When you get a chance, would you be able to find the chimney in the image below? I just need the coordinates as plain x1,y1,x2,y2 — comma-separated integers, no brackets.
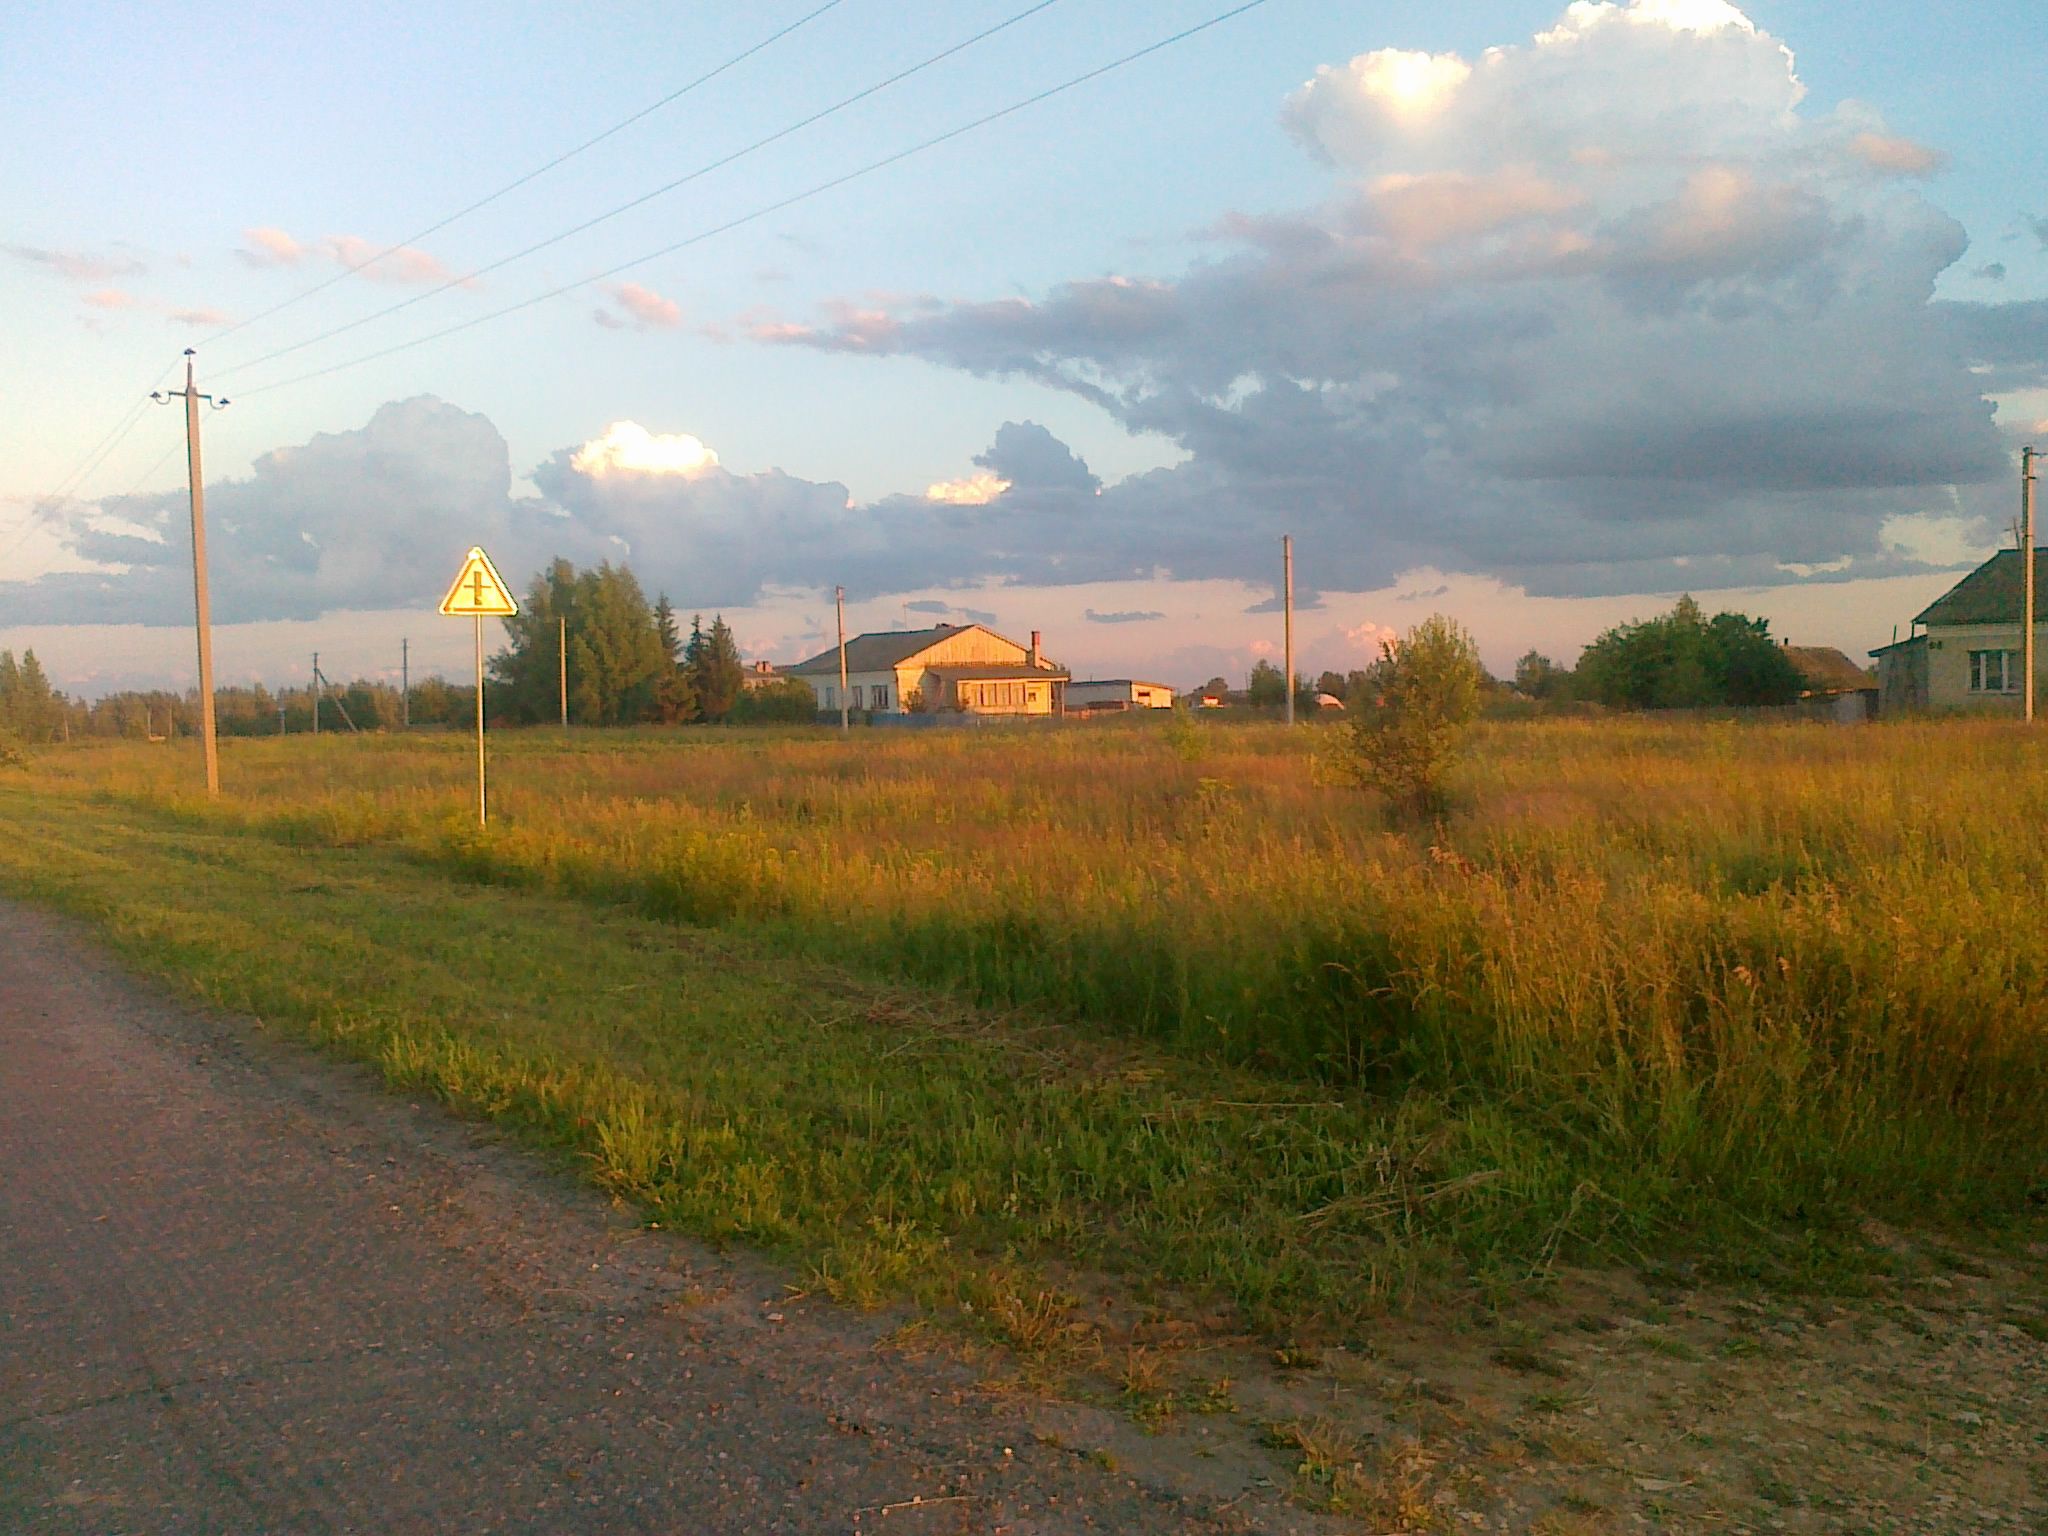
1030,630,1043,668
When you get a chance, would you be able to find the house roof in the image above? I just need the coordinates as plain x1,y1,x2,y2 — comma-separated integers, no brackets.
926,664,1070,682
786,625,968,675
1782,645,1874,694
1069,678,1174,691
1915,550,2048,627
786,622,1055,676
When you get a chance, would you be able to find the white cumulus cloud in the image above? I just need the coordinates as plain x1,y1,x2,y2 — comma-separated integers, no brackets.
569,422,720,479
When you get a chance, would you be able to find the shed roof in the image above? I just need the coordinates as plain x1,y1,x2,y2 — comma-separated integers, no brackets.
1915,550,2048,627
1782,645,1874,694
1069,678,1174,691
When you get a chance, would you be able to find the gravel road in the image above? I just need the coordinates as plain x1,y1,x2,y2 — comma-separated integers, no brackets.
0,903,1283,1535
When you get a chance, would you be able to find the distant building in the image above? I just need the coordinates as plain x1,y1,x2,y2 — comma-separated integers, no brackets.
1313,692,1345,711
1783,646,1874,696
739,660,784,692
1872,550,2045,714
786,623,1068,716
1067,679,1174,711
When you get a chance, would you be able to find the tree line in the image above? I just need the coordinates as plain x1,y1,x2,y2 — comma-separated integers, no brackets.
1207,596,1806,715
490,558,814,725
1513,596,1806,709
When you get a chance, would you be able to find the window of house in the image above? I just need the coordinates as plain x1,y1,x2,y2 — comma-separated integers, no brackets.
852,685,866,709
873,685,890,711
1969,650,2016,693
823,685,836,709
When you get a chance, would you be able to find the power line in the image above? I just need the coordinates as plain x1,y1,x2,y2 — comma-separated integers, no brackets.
200,0,849,352
235,0,1275,402
215,0,1068,382
0,356,182,565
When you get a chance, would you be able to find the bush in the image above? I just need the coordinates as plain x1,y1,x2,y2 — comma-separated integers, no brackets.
1341,615,1483,817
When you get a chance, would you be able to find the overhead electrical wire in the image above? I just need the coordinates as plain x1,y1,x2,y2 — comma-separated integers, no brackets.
0,355,183,565
200,0,850,352
234,0,1275,403
214,0,1068,382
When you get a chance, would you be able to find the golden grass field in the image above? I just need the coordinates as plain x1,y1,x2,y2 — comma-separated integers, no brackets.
13,714,2044,1301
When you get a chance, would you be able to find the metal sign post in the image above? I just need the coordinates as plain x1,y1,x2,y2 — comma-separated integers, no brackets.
439,546,518,826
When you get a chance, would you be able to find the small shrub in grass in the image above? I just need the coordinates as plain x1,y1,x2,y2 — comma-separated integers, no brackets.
0,730,27,769
1165,697,1204,762
1340,615,1484,818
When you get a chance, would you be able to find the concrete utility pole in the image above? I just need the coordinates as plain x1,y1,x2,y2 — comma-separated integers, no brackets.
835,585,849,734
2026,446,2039,723
311,653,320,737
152,350,225,796
401,638,410,728
559,615,568,729
1282,534,1296,726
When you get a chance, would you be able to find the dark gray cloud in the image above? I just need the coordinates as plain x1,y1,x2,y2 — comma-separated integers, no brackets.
2,399,568,626
1084,608,1163,624
975,421,1101,494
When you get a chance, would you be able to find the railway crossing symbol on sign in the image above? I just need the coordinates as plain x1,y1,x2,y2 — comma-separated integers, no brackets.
439,546,518,617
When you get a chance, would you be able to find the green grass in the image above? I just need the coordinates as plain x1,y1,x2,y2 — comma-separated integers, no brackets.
0,786,1539,1342
4,715,2045,1338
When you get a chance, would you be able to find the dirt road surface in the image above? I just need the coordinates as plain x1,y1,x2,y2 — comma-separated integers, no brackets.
0,903,1290,1535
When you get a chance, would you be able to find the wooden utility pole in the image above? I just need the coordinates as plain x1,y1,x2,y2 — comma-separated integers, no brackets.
559,615,568,729
311,652,320,737
153,350,223,795
401,638,410,728
2026,446,2038,723
835,585,849,733
1282,534,1295,726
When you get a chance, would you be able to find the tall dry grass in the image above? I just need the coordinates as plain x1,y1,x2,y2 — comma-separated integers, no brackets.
29,715,2048,1248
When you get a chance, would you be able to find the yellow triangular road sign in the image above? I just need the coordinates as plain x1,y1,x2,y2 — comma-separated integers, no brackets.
439,546,519,617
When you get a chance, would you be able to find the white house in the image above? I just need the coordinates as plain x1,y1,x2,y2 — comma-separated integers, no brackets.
1872,549,2046,713
1066,679,1175,711
786,623,1069,716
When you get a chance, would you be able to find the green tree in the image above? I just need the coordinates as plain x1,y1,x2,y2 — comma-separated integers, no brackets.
649,604,699,724
1246,659,1287,708
1576,595,1802,710
12,651,55,741
493,559,666,725
1342,615,1484,817
1314,670,1349,702
493,558,579,723
0,651,19,733
687,614,745,722
654,595,682,667
1514,650,1570,700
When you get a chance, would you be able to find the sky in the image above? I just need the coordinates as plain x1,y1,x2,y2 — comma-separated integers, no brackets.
2,0,2045,695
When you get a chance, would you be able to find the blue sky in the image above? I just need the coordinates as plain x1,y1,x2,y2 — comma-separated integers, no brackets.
3,0,2044,693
